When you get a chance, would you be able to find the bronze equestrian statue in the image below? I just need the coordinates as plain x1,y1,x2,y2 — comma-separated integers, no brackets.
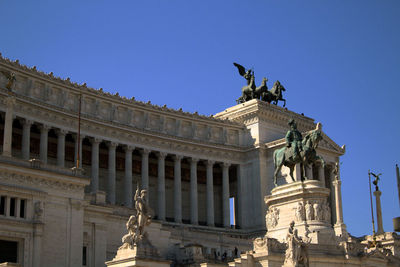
273,119,325,187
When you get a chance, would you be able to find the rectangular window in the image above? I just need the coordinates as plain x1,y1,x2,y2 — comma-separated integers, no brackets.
0,196,5,215
0,240,18,263
82,246,87,266
9,197,16,217
230,197,235,227
20,199,26,218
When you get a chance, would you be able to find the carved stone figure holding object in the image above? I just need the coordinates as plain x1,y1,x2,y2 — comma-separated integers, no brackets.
273,120,325,186
121,187,152,248
284,221,309,267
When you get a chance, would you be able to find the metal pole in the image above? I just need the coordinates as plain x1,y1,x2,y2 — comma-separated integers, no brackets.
368,170,376,246
76,93,82,168
397,164,400,209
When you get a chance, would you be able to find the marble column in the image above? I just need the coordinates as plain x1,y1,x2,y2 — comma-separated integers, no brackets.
157,152,167,221
332,179,343,224
74,135,85,168
124,146,134,208
206,160,215,226
39,125,50,164
190,158,199,225
2,96,16,157
222,162,231,228
305,164,313,180
141,149,150,202
374,190,384,235
21,119,32,160
107,142,117,205
32,223,43,267
91,138,101,193
174,155,183,223
318,164,326,187
57,129,67,167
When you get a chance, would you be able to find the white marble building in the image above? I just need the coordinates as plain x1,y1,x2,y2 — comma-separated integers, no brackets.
0,55,359,267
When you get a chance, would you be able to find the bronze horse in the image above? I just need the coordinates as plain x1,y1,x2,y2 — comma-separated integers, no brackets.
262,80,286,107
273,128,325,186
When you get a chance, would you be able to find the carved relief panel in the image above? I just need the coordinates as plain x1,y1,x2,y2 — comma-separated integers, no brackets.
99,101,112,120
32,81,45,99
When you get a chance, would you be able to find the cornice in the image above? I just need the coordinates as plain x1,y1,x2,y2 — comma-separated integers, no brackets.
0,54,241,127
215,99,315,132
0,161,89,193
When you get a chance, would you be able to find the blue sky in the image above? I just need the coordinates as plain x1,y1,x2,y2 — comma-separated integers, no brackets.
0,1,399,237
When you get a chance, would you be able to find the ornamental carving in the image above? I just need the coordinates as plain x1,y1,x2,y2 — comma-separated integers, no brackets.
266,207,280,229
0,171,83,192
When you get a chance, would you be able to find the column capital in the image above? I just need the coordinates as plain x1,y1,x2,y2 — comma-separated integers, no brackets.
373,190,382,196
91,137,102,144
189,157,199,164
73,134,86,141
332,180,341,186
221,162,231,168
108,141,118,148
57,129,68,136
125,145,134,153
141,148,151,155
206,160,215,167
158,151,168,159
23,119,33,127
173,154,183,161
39,124,51,131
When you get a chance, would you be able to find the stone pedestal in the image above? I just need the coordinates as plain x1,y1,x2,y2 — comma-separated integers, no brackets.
106,237,171,267
264,180,335,243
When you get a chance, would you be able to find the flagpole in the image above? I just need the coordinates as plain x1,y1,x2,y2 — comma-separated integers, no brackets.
76,93,82,169
368,170,376,246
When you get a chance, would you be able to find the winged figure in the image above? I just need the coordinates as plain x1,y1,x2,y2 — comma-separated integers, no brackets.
233,62,253,85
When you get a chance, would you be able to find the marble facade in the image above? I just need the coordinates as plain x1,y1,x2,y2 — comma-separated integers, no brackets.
0,55,397,267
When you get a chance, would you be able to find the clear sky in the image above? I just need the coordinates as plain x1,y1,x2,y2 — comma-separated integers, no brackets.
0,1,399,237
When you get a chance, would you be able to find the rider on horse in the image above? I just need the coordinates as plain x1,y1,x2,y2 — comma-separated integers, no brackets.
285,119,303,162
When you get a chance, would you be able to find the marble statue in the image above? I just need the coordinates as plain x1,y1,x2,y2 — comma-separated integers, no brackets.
305,201,314,221
273,120,326,186
323,201,331,223
284,221,309,267
294,202,305,222
0,70,16,91
313,202,322,221
121,188,152,248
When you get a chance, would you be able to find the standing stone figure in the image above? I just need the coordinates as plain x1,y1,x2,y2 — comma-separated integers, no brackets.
1,70,16,92
284,221,309,267
305,201,314,221
313,202,322,221
294,202,305,222
121,187,152,248
323,201,331,223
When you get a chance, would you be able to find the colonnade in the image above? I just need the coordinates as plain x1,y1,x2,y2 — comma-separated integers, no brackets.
1,111,235,228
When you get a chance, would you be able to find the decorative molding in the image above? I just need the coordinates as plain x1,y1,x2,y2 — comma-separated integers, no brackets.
0,171,84,193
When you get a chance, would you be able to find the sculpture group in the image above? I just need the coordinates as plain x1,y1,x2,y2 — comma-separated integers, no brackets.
273,119,325,186
121,187,152,248
284,221,310,267
233,63,286,106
